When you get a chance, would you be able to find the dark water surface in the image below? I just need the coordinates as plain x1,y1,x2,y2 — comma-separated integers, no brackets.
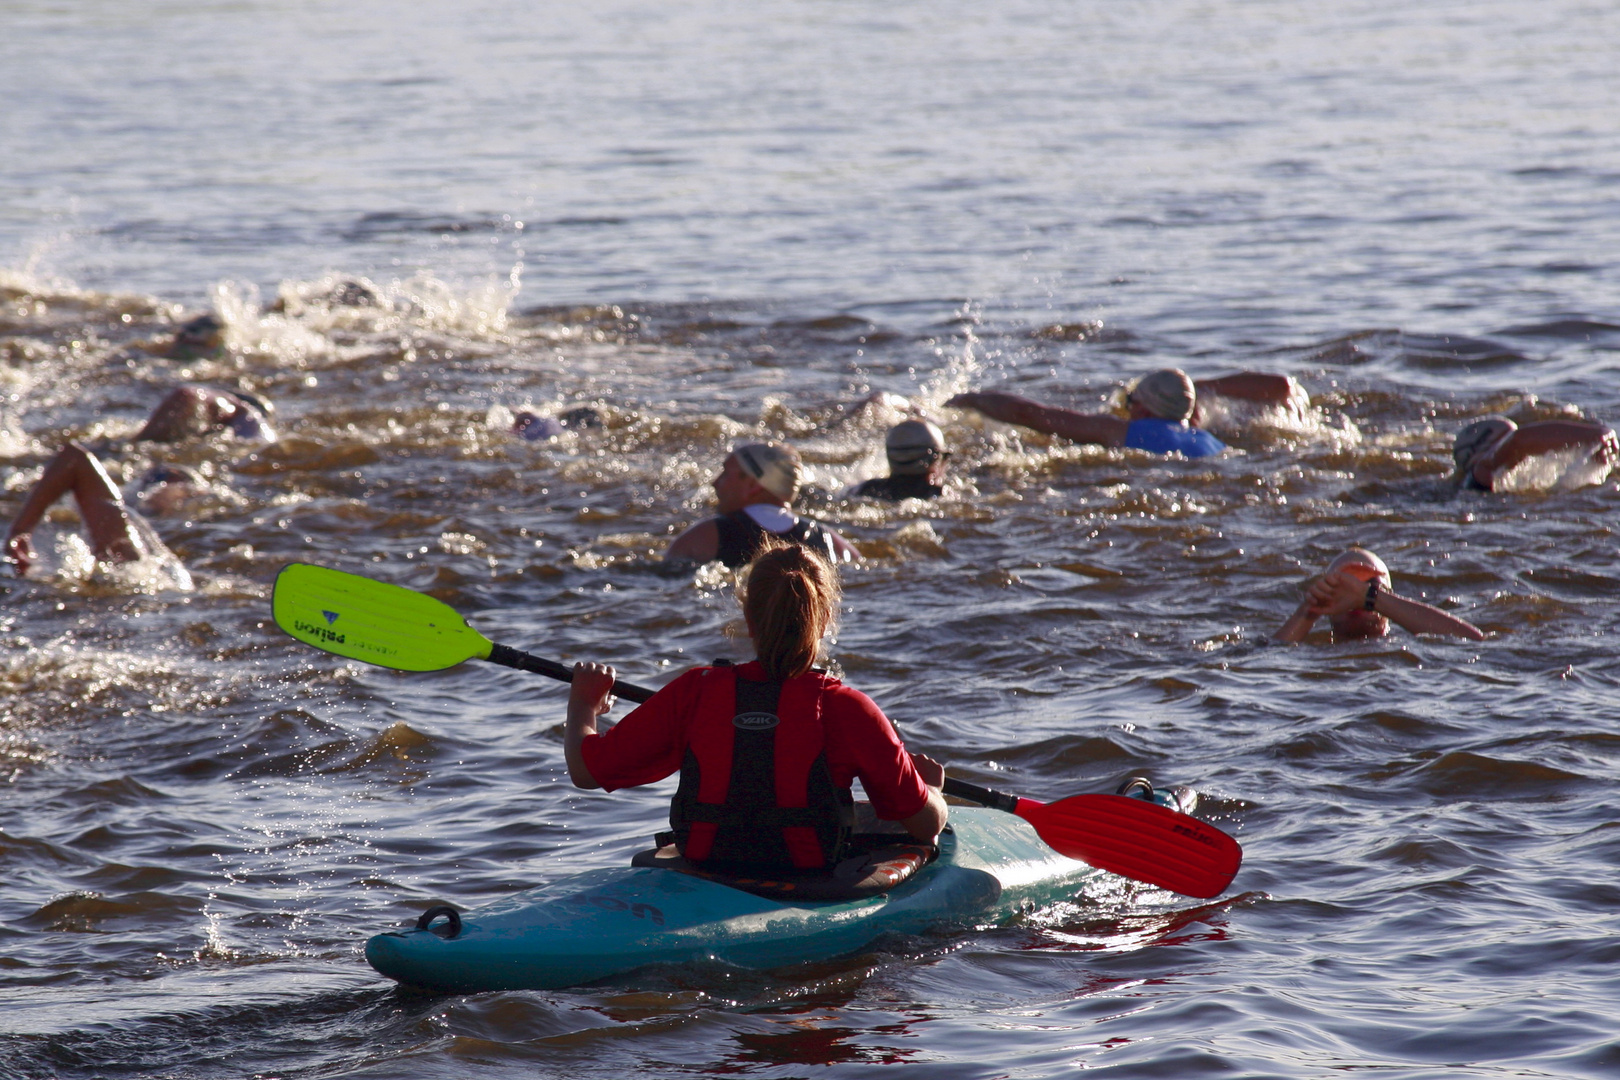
4,1,1620,1077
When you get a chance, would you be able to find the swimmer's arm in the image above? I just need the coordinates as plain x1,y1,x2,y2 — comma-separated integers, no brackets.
1193,372,1300,406
826,527,859,563
1483,421,1618,482
1371,591,1486,641
1273,569,1348,642
563,661,617,789
5,443,142,575
1273,598,1321,643
665,518,720,562
947,391,1128,446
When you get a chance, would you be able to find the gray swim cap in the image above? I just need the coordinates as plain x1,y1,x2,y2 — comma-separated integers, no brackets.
1452,416,1515,472
884,419,947,475
1130,369,1196,422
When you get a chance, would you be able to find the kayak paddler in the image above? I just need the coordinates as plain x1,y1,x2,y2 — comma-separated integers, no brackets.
1273,547,1485,643
564,542,948,870
666,441,857,568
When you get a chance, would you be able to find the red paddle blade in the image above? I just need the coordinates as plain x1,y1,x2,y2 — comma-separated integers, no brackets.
1015,793,1242,899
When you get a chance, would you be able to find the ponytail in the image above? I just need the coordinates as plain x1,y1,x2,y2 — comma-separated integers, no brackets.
740,542,840,680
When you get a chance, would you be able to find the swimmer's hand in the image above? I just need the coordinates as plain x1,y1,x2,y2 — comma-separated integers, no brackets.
1597,428,1619,466
1304,569,1366,617
4,531,35,577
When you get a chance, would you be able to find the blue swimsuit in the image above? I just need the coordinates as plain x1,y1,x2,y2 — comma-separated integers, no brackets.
1124,418,1226,458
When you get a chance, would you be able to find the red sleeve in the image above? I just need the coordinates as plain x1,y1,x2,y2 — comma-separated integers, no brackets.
820,684,930,821
579,667,704,792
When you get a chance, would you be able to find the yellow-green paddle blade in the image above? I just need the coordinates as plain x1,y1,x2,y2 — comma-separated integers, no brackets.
272,563,494,672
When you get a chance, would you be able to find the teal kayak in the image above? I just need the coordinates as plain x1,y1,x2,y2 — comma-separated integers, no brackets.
365,806,1101,992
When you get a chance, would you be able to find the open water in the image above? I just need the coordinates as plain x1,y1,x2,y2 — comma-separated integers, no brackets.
4,1,1620,1077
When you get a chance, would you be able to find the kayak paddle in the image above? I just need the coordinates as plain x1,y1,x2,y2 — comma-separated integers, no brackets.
271,561,1242,897
936,777,1239,899
271,562,657,696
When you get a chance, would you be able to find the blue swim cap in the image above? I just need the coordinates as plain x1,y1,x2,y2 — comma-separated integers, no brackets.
514,412,564,441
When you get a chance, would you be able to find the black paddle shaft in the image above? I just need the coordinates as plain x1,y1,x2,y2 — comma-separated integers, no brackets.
940,777,1020,813
486,644,657,704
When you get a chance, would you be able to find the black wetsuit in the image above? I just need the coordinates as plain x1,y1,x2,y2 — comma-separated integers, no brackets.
850,475,943,502
713,509,838,568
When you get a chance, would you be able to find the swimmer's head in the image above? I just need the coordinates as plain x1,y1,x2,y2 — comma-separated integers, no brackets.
227,391,276,441
884,419,947,476
1326,547,1391,589
1324,547,1391,639
559,406,604,430
513,410,564,441
131,464,205,514
1128,369,1196,422
731,441,803,503
1452,416,1516,476
172,313,224,353
513,406,603,441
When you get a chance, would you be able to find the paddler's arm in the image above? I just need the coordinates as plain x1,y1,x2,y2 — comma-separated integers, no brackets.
563,661,619,788
948,391,1128,447
901,752,948,844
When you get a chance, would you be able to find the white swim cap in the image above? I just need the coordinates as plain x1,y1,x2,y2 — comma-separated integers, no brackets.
884,419,947,475
732,442,802,502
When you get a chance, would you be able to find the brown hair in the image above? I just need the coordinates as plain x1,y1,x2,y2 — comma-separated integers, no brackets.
740,542,840,680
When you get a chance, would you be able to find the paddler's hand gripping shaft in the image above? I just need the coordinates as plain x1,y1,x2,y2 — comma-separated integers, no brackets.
487,644,656,704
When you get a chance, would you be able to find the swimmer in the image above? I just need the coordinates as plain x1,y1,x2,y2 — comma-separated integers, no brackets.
512,405,604,442
165,313,225,359
1273,548,1485,643
134,385,276,444
667,441,858,568
1451,415,1618,492
948,369,1303,459
5,384,267,578
850,419,950,502
3,444,196,578
565,542,947,870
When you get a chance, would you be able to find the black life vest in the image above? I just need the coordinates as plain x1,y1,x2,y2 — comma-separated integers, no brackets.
669,666,854,870
712,509,838,569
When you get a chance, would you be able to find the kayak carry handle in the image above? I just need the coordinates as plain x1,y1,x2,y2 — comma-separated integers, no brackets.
416,905,463,939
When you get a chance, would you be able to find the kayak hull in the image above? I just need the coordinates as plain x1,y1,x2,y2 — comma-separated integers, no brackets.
365,807,1100,992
